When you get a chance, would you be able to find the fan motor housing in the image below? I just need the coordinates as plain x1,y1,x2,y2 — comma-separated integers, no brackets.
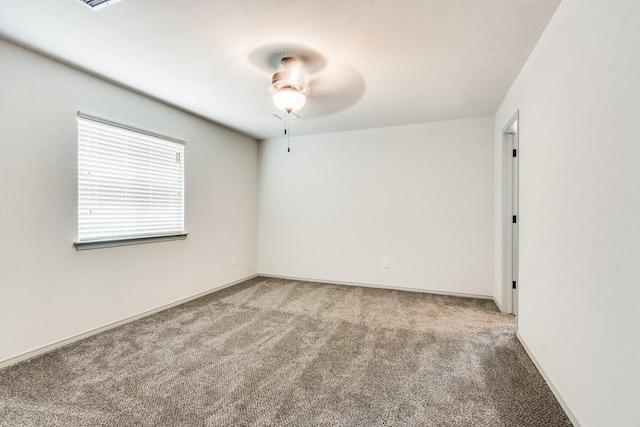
272,71,310,95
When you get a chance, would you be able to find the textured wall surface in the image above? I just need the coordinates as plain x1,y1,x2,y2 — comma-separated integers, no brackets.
260,118,494,297
493,1,640,425
0,39,259,364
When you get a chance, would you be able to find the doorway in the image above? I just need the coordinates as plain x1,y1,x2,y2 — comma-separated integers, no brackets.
503,112,519,316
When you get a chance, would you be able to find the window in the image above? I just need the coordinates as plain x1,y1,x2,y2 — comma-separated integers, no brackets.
76,113,185,249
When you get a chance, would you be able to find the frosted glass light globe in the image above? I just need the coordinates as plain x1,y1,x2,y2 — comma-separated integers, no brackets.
272,89,306,113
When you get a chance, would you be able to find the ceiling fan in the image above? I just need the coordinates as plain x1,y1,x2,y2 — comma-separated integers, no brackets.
248,43,365,119
270,57,311,114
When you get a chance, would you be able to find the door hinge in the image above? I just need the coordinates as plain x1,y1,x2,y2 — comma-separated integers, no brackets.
512,281,517,289
512,215,517,224
513,149,517,157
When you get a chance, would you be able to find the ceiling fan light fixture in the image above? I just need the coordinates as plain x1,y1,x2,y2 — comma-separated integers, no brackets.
271,56,310,114
272,88,306,114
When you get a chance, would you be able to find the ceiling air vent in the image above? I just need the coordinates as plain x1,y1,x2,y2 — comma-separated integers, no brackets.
80,0,122,9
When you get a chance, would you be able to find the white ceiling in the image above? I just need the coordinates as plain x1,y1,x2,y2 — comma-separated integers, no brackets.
0,0,560,140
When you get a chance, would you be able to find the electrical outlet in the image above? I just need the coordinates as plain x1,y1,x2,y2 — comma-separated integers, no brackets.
232,256,237,265
357,258,363,267
383,259,390,269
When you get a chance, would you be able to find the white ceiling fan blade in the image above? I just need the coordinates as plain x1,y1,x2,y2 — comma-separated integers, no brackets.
303,60,365,118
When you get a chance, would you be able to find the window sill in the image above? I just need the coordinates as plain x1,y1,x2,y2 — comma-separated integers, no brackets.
74,233,188,251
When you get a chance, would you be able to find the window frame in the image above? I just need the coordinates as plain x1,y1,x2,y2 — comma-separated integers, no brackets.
74,112,187,250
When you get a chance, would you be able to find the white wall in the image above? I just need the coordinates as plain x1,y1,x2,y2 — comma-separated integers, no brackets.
259,118,494,297
493,1,640,425
0,39,259,364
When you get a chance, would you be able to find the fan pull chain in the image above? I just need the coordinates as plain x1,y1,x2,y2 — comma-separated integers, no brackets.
285,112,291,153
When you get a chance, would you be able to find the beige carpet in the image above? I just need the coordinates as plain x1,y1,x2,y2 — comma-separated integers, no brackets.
0,277,572,426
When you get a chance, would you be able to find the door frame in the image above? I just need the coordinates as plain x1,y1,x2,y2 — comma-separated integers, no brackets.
501,111,519,317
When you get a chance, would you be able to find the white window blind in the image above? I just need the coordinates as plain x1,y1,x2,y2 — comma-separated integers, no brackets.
77,114,184,243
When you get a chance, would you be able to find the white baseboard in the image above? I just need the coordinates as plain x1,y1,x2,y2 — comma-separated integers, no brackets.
493,297,503,312
0,274,258,370
516,332,581,427
258,273,494,301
